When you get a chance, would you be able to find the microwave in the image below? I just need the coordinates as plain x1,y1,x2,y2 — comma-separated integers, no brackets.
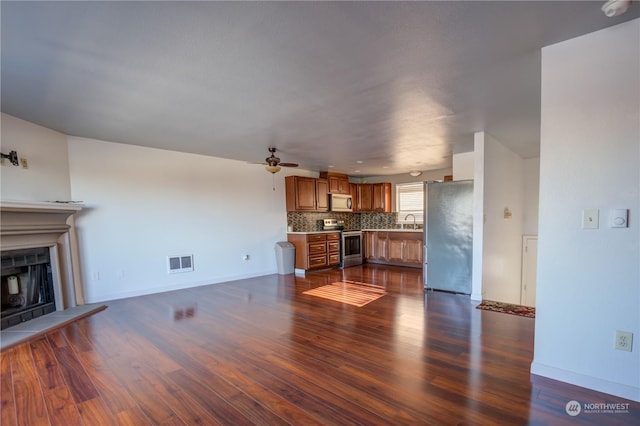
330,193,353,212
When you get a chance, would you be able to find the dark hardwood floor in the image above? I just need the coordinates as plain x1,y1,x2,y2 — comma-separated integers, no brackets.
1,264,638,425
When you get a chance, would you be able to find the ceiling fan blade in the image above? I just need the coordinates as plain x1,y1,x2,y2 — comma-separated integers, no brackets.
279,163,298,167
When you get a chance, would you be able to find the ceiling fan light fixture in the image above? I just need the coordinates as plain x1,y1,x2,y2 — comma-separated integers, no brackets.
265,165,281,174
601,0,631,17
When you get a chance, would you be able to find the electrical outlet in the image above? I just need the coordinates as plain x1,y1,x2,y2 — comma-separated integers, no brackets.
20,158,28,169
615,330,633,352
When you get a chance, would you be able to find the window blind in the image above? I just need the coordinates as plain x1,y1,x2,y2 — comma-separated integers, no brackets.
396,182,424,223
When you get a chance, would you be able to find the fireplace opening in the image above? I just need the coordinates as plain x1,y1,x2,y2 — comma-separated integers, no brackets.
1,247,56,330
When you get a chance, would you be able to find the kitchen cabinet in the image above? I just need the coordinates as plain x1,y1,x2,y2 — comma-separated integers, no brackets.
316,179,329,211
320,172,350,195
350,183,358,209
285,176,329,212
372,183,392,212
363,231,423,268
287,232,340,271
353,183,391,212
357,184,373,211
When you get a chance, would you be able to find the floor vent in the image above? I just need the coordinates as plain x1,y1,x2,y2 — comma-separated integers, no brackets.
167,255,194,274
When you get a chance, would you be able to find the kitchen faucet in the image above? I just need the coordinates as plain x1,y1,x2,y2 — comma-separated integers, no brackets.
404,213,417,230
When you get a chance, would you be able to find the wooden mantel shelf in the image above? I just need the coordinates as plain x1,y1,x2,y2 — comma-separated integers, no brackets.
0,200,84,214
0,200,84,238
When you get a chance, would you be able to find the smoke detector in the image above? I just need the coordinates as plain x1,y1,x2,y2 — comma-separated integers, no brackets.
602,0,631,17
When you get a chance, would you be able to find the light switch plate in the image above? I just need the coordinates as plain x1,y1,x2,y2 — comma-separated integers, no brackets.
582,209,599,229
610,209,628,228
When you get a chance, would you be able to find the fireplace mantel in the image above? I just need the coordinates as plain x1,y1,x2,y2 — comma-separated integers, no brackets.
1,200,85,308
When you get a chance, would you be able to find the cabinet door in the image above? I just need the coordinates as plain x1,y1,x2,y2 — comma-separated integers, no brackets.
364,232,377,260
403,238,423,265
350,183,358,211
328,177,349,194
316,179,329,211
373,183,391,212
286,176,316,211
357,184,373,212
375,232,388,261
388,238,404,262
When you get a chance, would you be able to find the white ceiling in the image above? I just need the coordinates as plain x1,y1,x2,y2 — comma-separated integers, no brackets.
2,1,638,176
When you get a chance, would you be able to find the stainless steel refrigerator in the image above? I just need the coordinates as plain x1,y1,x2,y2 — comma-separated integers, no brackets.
423,180,474,294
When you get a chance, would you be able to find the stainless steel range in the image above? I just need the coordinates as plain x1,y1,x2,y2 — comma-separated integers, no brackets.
322,219,363,268
341,230,363,267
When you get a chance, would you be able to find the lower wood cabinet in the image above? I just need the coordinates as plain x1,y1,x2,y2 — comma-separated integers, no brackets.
364,231,423,268
287,232,340,271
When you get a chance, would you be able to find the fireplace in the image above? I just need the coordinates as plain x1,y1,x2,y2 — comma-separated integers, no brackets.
1,247,57,329
0,201,84,330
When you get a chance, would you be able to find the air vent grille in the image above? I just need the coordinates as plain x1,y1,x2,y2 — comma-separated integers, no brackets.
167,255,194,274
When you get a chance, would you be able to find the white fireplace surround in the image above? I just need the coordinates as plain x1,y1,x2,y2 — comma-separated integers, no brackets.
1,200,85,311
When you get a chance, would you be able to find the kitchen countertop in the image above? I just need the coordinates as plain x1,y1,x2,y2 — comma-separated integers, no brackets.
287,229,424,234
286,230,342,235
362,229,424,233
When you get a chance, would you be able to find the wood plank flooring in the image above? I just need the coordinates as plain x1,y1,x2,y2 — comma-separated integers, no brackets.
1,264,638,425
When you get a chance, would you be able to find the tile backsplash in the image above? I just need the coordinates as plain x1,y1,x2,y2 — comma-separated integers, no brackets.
287,212,411,232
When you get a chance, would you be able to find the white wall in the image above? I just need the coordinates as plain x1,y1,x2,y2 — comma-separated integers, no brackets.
532,19,639,402
0,113,71,201
522,157,540,236
471,133,485,301
480,133,525,304
68,137,303,303
453,151,474,181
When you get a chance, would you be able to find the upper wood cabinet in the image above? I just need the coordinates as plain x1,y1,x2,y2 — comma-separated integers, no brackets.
372,183,391,212
316,179,329,211
354,182,390,212
285,176,329,212
357,184,373,212
320,172,350,194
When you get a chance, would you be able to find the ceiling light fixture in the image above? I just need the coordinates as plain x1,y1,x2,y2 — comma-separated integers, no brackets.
601,0,631,17
409,170,423,177
265,165,281,174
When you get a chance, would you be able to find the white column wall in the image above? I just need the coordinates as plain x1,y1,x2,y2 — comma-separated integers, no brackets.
532,19,639,402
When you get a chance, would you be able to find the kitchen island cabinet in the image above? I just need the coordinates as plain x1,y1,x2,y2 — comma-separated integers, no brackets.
363,230,423,268
287,232,340,273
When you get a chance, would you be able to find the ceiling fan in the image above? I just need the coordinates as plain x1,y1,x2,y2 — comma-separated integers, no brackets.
261,147,298,174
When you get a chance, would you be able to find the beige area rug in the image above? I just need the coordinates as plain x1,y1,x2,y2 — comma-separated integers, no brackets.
303,280,387,307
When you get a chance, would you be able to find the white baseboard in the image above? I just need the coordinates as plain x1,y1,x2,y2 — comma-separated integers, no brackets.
531,361,640,402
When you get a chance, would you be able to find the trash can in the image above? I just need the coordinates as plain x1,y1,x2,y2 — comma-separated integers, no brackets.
275,241,295,275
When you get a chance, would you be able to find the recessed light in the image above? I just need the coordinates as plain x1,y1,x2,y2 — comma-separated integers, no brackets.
356,160,363,164
382,166,389,169
354,170,361,173
328,165,334,168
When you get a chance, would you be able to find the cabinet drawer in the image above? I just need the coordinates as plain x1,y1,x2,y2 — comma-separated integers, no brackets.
326,232,340,241
307,234,327,242
308,242,327,254
328,253,341,265
308,255,328,268
327,241,340,253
